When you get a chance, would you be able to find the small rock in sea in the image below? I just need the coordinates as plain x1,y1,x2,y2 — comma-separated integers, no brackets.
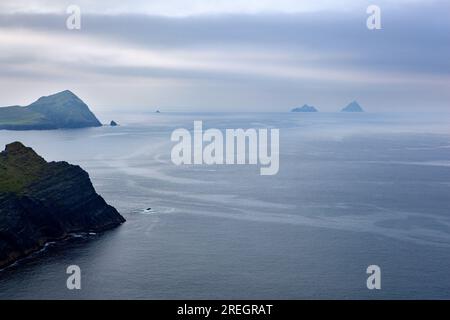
110,120,118,126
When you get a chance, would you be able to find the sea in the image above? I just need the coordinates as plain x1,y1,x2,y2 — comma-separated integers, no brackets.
0,112,449,299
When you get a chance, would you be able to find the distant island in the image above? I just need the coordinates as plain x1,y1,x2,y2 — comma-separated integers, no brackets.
0,142,125,269
291,104,318,112
110,120,119,126
341,101,364,112
289,101,365,112
0,90,102,130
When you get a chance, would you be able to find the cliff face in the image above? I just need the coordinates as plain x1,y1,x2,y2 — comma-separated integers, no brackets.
0,90,102,130
0,142,125,268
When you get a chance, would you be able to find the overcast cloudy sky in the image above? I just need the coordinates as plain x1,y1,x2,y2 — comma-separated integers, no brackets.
0,0,449,112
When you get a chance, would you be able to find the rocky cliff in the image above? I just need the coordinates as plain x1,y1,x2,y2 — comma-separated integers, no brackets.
0,142,125,268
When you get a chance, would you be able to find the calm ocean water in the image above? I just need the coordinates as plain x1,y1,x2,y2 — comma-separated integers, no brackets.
0,112,449,299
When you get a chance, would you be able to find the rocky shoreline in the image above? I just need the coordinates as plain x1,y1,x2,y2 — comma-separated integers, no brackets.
0,142,125,269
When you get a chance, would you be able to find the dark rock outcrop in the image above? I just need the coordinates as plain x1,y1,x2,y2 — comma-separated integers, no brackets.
291,104,318,112
110,120,118,126
0,90,102,130
0,142,125,268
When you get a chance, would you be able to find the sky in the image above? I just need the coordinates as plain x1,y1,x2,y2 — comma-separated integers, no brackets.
0,0,449,112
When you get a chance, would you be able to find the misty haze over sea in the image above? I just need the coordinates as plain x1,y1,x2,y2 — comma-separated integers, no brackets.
0,111,449,299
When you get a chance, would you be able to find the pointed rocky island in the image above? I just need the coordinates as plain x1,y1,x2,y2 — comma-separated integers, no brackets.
0,142,125,269
291,104,318,112
0,90,102,130
341,101,364,112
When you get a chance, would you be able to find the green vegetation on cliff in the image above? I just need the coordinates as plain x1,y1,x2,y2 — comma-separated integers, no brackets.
0,90,102,130
0,142,125,268
0,142,47,193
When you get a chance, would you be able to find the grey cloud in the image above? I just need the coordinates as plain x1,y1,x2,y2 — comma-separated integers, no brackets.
0,0,449,111
1,1,449,76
